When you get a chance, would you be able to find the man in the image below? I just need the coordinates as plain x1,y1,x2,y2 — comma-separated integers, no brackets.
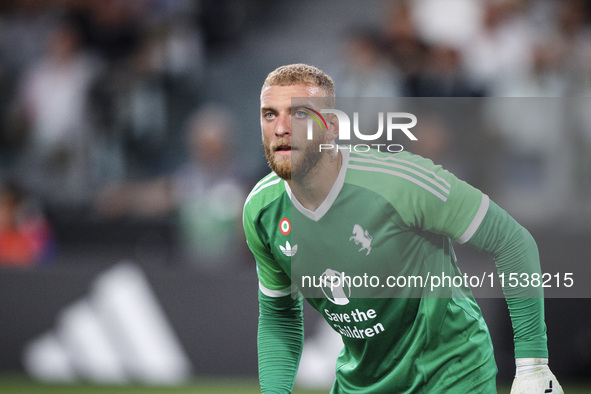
243,63,562,393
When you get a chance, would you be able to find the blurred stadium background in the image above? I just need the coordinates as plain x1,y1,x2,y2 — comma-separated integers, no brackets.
0,0,590,392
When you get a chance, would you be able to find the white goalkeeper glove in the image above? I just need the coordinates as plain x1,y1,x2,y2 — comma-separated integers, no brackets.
510,358,563,394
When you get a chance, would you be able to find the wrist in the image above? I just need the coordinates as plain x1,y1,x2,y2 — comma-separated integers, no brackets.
515,357,549,377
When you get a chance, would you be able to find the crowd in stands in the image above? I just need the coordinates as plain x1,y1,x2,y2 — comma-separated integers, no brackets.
335,0,591,98
1,0,590,267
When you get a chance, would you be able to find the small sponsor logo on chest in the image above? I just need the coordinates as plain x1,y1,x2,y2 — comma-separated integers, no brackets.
280,241,297,256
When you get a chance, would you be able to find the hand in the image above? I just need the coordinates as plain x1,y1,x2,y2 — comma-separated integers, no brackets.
510,358,563,394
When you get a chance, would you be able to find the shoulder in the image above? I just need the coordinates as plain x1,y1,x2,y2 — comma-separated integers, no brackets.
345,149,452,203
243,172,286,218
348,149,441,171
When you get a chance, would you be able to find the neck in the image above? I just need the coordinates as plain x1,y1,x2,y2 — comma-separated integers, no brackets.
287,149,342,211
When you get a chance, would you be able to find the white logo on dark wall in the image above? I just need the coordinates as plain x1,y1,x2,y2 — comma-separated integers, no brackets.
21,263,191,384
349,224,372,256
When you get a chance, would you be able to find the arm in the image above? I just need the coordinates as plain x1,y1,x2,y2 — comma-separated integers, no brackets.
242,185,303,393
382,153,548,354
258,290,304,393
465,200,563,393
465,200,546,357
383,152,562,391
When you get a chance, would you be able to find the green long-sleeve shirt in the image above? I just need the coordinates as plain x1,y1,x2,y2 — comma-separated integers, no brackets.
245,149,547,393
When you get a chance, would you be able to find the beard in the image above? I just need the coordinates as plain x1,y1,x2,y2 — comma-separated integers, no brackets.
263,134,325,181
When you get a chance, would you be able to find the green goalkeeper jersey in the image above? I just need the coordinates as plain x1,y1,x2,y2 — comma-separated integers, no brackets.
243,149,547,393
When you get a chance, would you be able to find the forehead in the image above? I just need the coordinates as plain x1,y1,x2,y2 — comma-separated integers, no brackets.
260,84,324,108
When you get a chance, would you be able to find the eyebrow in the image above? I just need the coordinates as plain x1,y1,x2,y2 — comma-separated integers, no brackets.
260,106,277,113
261,106,297,113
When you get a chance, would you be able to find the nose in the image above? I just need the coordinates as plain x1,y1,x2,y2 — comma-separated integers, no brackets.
275,113,291,137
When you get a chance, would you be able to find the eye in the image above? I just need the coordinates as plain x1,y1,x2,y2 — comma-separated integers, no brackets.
293,110,307,119
264,112,276,120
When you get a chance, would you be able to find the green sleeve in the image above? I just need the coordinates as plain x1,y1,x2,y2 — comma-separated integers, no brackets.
258,290,304,393
243,194,292,292
466,200,548,358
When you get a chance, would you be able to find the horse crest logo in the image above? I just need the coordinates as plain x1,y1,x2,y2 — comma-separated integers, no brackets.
349,224,372,256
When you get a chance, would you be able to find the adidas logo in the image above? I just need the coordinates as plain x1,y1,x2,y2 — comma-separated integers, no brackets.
22,262,191,384
280,241,298,257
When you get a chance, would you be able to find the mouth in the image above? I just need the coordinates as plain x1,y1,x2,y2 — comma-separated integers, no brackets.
274,144,295,155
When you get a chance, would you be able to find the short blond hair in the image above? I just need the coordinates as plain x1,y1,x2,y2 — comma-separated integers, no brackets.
262,63,335,105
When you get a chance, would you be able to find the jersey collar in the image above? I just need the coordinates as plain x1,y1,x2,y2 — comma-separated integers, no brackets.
285,148,350,222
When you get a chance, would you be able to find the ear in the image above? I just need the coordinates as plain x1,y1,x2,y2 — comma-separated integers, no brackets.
325,113,340,142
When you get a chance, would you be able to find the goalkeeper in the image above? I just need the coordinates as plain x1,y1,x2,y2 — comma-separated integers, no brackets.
243,63,563,393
